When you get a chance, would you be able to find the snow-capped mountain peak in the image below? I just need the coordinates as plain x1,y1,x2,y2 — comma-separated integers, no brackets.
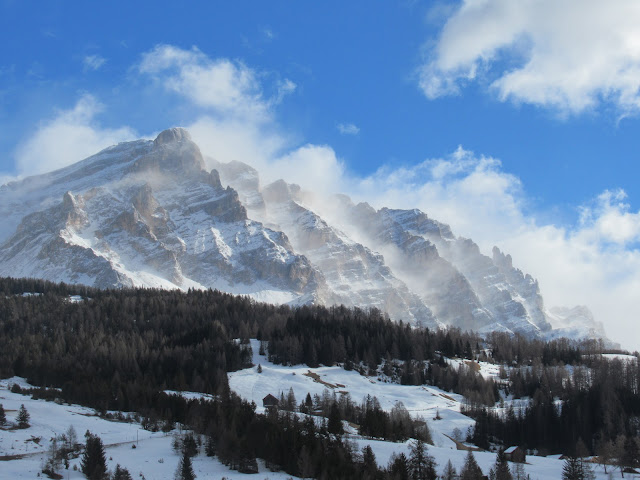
0,129,610,343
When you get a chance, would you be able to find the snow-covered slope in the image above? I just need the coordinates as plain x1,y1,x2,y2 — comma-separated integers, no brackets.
0,128,322,304
213,157,607,342
1,373,614,480
0,128,609,342
0,377,298,479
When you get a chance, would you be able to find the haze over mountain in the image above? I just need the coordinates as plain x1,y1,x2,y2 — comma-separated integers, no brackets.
0,128,608,343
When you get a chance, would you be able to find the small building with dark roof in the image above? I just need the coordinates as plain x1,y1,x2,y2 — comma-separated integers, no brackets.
504,446,526,463
262,394,279,409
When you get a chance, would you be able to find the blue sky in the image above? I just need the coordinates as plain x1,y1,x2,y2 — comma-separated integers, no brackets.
2,1,640,348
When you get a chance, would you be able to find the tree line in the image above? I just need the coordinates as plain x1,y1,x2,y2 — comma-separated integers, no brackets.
1,276,639,469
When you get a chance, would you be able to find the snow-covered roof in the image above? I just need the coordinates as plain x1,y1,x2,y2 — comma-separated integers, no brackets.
504,446,519,454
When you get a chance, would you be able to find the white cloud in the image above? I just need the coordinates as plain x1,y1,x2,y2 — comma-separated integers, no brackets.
337,123,360,135
139,44,295,122
14,94,136,176
420,0,640,114
262,26,275,41
83,54,106,72
188,115,288,169
138,44,302,184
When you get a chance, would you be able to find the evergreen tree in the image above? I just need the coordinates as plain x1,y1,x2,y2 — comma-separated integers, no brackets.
113,465,133,480
362,445,378,479
175,449,196,480
408,438,437,480
492,448,513,480
286,387,297,412
17,404,30,428
204,434,217,457
327,403,344,435
562,456,584,480
0,403,6,425
182,433,198,457
460,450,484,480
81,432,107,480
297,445,315,479
388,453,410,480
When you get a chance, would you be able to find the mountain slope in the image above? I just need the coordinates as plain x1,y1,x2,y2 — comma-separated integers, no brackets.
0,128,609,341
0,128,322,303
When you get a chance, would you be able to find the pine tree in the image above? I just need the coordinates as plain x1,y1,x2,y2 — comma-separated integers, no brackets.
182,433,198,457
112,464,133,480
205,434,217,457
17,404,30,428
0,403,6,426
493,448,513,480
327,403,344,435
81,433,107,480
362,445,378,478
408,439,437,480
562,456,583,480
298,445,315,479
388,453,410,480
175,449,196,480
460,450,484,480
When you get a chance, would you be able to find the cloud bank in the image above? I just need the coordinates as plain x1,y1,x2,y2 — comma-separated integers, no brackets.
14,94,136,177
419,0,640,114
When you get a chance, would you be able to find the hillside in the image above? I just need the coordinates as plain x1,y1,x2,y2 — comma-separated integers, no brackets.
0,279,638,478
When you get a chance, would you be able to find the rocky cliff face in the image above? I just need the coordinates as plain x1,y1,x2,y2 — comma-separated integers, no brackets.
0,128,322,302
0,128,609,342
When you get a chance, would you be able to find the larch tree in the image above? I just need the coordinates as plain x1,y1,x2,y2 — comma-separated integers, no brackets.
442,459,458,480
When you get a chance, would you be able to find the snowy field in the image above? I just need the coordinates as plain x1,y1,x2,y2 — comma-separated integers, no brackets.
228,341,626,479
0,377,299,479
229,340,474,449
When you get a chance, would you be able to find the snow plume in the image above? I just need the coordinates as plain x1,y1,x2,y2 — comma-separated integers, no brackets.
419,0,640,115
13,94,136,177
337,149,640,350
137,44,300,175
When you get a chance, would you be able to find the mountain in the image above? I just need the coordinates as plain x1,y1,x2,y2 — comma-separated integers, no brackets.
0,128,608,342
